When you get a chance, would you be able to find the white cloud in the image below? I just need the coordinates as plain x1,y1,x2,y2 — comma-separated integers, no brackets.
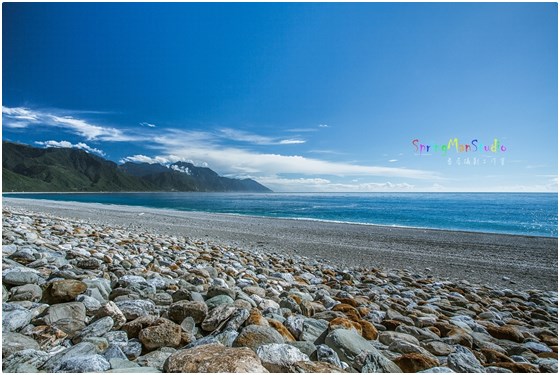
278,139,306,145
219,128,305,145
34,140,105,156
170,164,192,175
140,131,439,180
3,106,138,142
318,124,329,128
250,175,415,192
119,154,175,164
388,159,398,163
140,122,156,128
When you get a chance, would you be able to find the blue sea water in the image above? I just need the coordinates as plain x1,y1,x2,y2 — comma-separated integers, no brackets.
4,192,558,238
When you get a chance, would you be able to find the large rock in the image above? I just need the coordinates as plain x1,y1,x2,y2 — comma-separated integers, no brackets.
53,354,110,372
201,304,237,332
139,318,182,350
43,302,86,325
2,349,50,373
3,270,39,286
379,331,420,346
2,306,32,332
353,350,403,373
95,301,127,329
73,316,114,343
42,279,87,304
2,332,40,358
136,347,176,370
394,353,440,372
9,284,42,302
41,342,100,371
233,325,285,351
168,301,208,324
447,345,485,373
325,329,402,372
115,300,155,321
256,343,310,372
163,343,269,372
486,325,525,343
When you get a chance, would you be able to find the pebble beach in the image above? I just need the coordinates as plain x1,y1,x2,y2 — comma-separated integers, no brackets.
2,199,558,373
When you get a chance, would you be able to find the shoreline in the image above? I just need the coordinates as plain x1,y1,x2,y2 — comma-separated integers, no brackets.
3,194,556,239
3,197,558,291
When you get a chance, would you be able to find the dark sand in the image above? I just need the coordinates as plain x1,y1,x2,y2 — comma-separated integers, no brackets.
3,197,558,291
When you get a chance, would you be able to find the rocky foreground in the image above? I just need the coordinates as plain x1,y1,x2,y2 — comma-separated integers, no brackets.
2,206,558,373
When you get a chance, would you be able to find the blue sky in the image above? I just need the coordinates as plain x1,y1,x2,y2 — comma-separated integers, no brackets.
3,2,557,192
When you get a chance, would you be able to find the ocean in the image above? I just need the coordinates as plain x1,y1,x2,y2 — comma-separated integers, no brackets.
4,192,558,238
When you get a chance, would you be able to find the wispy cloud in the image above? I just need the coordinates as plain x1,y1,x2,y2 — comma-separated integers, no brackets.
34,140,105,156
318,124,329,128
251,175,415,192
3,106,139,142
219,128,306,145
140,122,156,128
138,132,439,180
388,159,398,163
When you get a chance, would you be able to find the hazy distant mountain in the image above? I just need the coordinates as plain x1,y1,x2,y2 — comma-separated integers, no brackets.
2,141,272,193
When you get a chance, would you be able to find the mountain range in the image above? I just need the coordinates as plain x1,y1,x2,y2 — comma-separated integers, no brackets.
2,141,271,193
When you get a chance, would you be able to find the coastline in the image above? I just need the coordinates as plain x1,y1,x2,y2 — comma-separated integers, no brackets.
3,197,558,291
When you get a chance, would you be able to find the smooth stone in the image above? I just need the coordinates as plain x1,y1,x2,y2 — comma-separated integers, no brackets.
180,316,197,335
53,354,110,372
73,316,114,343
9,284,43,302
115,299,156,321
2,332,40,358
523,341,553,353
104,344,128,361
394,353,440,372
43,302,86,325
326,328,401,372
256,343,310,372
353,349,403,373
95,301,127,329
289,341,317,357
215,329,240,347
76,294,102,313
110,358,140,369
201,304,237,332
233,324,285,351
106,367,161,373
301,318,329,343
41,342,99,371
207,285,236,300
3,271,39,286
421,340,454,356
2,307,32,332
183,335,219,349
122,339,142,360
485,366,514,373
51,318,87,338
396,324,440,341
2,349,49,372
447,345,485,373
103,330,129,348
379,331,421,346
418,367,456,373
42,279,87,304
316,343,344,368
223,308,250,331
205,294,235,310
163,343,269,372
136,347,177,370
139,318,182,350
168,300,208,324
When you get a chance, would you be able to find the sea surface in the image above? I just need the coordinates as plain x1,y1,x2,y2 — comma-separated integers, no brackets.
4,192,558,238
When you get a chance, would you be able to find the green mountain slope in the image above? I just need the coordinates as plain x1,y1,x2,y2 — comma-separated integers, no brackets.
2,141,272,193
